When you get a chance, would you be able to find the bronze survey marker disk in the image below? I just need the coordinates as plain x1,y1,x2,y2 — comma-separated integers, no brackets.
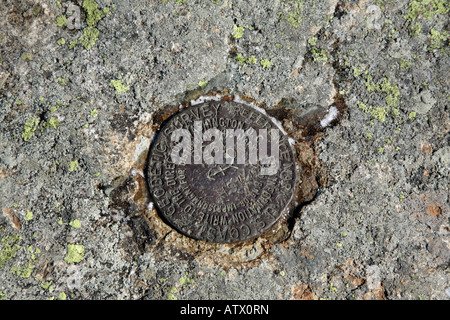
147,101,296,243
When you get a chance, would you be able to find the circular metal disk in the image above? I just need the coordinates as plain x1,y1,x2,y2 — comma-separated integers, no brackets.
147,101,296,243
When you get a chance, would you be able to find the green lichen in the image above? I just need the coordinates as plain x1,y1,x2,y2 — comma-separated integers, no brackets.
69,40,78,50
307,37,328,62
409,22,422,37
6,246,39,279
103,7,111,16
72,1,110,50
57,38,66,46
56,15,67,27
400,58,411,69
22,117,40,142
428,28,448,49
308,38,327,62
404,0,449,22
24,210,33,221
247,55,257,64
362,73,401,108
20,53,33,61
235,53,246,66
57,77,67,86
31,247,40,261
11,261,35,278
90,109,98,117
58,292,67,300
380,77,400,107
47,117,60,129
49,102,64,113
365,74,379,92
109,79,130,93
179,275,194,286
372,107,389,122
69,160,79,172
41,281,53,292
357,101,389,123
232,25,244,39
260,58,273,69
79,27,99,50
329,282,338,293
168,286,178,300
64,244,85,264
83,0,105,27
0,234,21,269
235,53,258,66
353,66,362,78
69,219,81,228
278,0,304,28
311,47,328,62
48,106,59,113
307,37,318,46
198,80,208,89
404,0,449,36
391,108,400,117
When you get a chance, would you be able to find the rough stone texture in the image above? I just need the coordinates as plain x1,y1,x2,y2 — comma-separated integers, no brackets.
0,0,448,300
